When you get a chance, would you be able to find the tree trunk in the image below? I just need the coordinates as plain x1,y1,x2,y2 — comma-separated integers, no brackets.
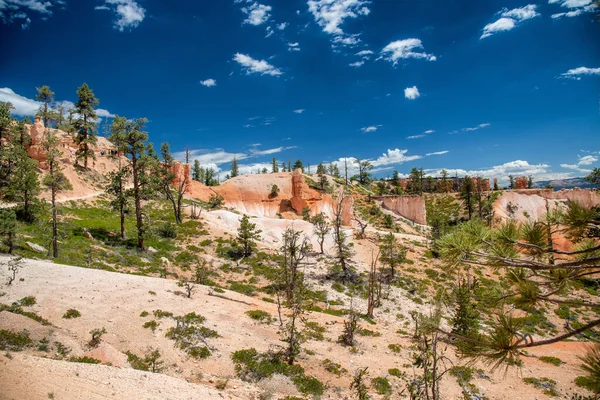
120,206,125,240
51,183,58,258
132,155,144,250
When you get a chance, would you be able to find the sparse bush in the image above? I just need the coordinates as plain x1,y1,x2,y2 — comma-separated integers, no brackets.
539,356,563,366
338,312,359,347
19,296,36,306
68,356,102,364
207,194,225,209
140,311,149,317
371,376,392,395
157,223,177,239
63,309,81,319
245,310,272,323
143,320,159,332
388,343,402,353
177,279,195,298
270,184,280,198
126,348,165,372
388,368,403,378
322,358,347,376
88,327,106,348
0,329,33,351
522,377,559,397
351,367,370,400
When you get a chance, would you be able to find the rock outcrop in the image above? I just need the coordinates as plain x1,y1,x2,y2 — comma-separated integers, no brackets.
27,116,47,164
377,195,427,225
170,161,192,193
290,169,308,214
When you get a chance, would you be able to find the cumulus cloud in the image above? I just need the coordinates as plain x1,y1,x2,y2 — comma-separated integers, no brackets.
307,0,370,47
404,86,420,100
288,42,301,51
96,0,146,31
240,2,272,26
200,79,217,87
349,61,364,68
428,160,552,183
293,109,305,114
0,87,114,120
233,53,283,76
480,5,539,39
559,66,600,80
0,0,62,27
249,146,297,156
380,39,436,65
277,22,288,30
560,155,598,173
426,151,449,156
550,0,597,18
371,148,422,167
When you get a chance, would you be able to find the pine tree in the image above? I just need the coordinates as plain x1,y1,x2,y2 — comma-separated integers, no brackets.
159,142,187,223
311,213,330,254
35,86,54,128
0,209,17,254
42,130,73,257
109,116,155,250
106,167,130,240
379,232,407,278
6,145,40,221
272,157,279,173
73,83,99,169
355,158,373,184
237,214,262,257
293,159,304,172
192,160,201,181
316,163,326,175
391,170,400,187
460,176,474,219
231,156,239,177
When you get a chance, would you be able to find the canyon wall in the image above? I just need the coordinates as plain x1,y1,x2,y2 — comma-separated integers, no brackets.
377,195,427,225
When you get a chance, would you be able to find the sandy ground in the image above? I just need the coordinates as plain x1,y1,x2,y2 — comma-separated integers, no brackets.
0,255,593,400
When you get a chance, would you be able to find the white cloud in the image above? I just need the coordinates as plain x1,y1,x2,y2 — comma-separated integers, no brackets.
0,87,115,120
549,0,597,18
560,66,600,80
349,60,364,68
249,145,296,156
0,0,62,26
200,79,217,87
96,0,146,31
240,2,271,25
481,5,539,39
277,22,288,30
371,148,422,167
307,0,370,47
0,87,41,116
233,53,283,76
293,109,305,114
404,86,420,100
560,155,598,173
356,49,373,57
380,39,436,65
426,150,449,156
361,126,379,133
429,160,551,183
288,42,301,51
463,123,491,132
549,0,593,8
407,129,434,139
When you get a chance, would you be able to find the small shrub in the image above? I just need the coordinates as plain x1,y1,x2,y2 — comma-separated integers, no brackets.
371,376,392,395
539,356,563,366
68,356,102,364
0,329,33,351
304,321,326,341
388,343,402,353
143,320,159,332
322,358,347,376
245,310,272,323
140,311,149,317
153,310,174,319
89,327,106,348
523,377,559,397
63,309,81,319
388,368,403,378
269,184,280,198
18,296,36,307
127,349,165,372
157,223,177,239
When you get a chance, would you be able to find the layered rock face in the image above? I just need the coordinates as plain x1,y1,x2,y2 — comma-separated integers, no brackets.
27,116,48,164
378,195,427,225
493,189,600,222
187,170,353,225
170,161,191,193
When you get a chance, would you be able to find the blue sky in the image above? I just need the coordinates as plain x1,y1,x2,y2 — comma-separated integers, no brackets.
0,0,598,182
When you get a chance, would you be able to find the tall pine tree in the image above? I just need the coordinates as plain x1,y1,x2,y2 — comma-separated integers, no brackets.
73,83,99,169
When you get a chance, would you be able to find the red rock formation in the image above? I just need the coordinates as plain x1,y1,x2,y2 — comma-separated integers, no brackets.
27,116,47,164
290,168,309,214
473,177,491,191
340,196,354,226
170,161,191,193
515,176,528,189
379,195,426,225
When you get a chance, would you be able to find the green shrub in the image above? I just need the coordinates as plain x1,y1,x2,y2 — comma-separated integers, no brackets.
68,356,101,364
245,310,272,323
127,349,165,372
153,310,174,319
63,309,81,319
157,223,177,239
322,358,347,376
522,377,559,397
0,329,33,351
371,376,392,395
18,296,36,307
143,320,159,332
140,311,149,317
539,356,562,366
304,321,326,341
388,343,402,353
388,368,403,378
